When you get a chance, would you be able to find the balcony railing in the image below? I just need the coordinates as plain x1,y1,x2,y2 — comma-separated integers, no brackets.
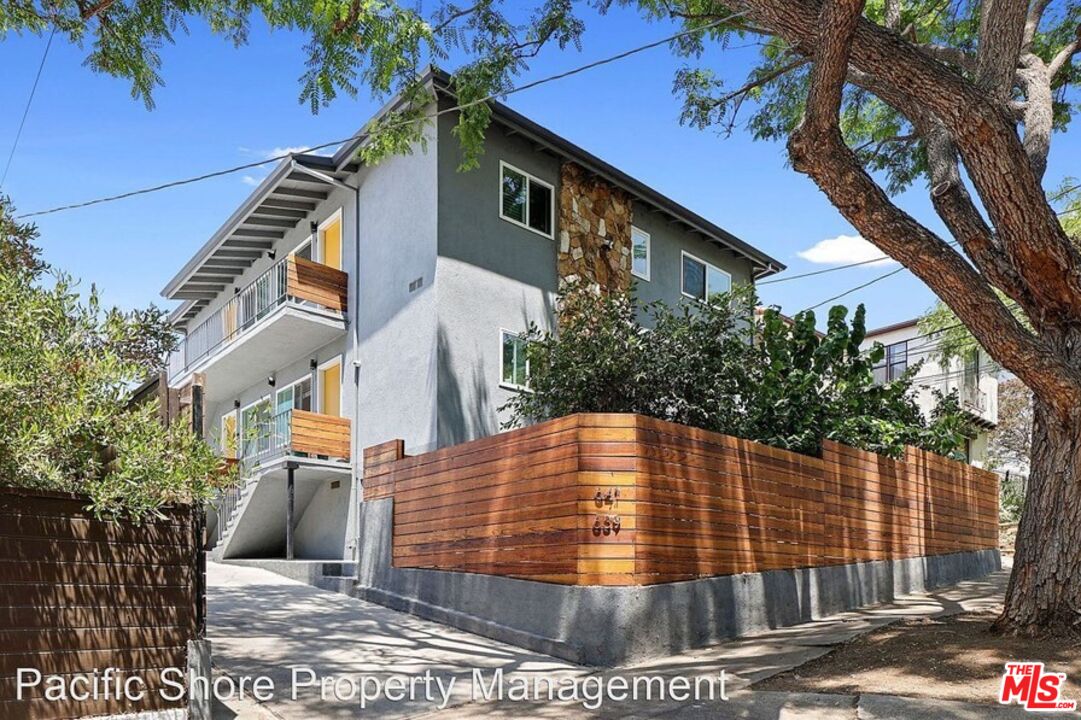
169,255,347,379
961,383,988,414
241,408,351,465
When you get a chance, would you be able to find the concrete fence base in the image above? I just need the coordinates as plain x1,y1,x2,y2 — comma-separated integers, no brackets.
353,498,1002,666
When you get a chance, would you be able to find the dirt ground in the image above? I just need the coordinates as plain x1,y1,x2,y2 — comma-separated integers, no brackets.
757,611,1081,705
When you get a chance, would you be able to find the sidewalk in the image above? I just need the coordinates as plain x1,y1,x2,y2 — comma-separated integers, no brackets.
208,560,1032,719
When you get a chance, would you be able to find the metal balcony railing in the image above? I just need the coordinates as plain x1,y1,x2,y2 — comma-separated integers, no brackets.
168,255,347,380
238,408,351,465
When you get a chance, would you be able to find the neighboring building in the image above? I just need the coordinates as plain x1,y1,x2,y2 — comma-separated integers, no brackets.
861,319,999,467
160,68,784,562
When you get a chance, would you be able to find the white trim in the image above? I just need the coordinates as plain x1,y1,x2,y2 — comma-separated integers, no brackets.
317,208,344,268
631,226,651,281
289,235,313,258
275,375,313,411
498,160,555,240
317,356,343,415
680,250,732,303
498,328,532,392
220,409,239,459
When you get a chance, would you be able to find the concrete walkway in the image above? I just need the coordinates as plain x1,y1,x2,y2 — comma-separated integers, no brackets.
208,561,1032,719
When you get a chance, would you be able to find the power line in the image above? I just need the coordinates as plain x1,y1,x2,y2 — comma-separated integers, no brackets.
1,28,56,191
17,11,746,220
802,265,908,312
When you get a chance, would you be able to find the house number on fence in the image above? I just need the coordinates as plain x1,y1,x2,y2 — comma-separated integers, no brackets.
592,487,622,536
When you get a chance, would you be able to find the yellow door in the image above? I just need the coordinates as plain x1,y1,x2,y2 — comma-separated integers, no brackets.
221,410,238,460
321,216,342,270
320,362,341,417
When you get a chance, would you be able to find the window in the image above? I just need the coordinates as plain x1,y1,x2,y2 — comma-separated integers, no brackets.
681,252,731,303
873,341,909,384
631,227,651,281
500,330,530,390
500,162,553,237
240,397,271,458
276,377,312,415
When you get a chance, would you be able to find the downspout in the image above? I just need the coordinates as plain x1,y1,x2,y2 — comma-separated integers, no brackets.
288,159,363,563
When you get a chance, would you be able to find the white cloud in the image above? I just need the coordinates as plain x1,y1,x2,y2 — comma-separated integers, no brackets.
797,234,897,266
241,175,263,186
264,145,311,159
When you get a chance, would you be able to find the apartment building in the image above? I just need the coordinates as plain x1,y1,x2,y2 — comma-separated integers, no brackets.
161,68,785,562
861,319,999,466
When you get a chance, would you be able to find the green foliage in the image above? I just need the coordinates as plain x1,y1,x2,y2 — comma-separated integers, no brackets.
502,282,975,460
1000,471,1026,523
0,197,233,519
917,291,1025,365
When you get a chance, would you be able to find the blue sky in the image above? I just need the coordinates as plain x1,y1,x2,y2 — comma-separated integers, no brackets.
1,4,1078,331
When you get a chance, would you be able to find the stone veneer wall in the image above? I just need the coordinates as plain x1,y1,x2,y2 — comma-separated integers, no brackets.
557,162,633,292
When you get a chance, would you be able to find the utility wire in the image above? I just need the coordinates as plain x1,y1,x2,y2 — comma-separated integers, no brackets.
16,11,746,220
801,265,908,312
1,28,56,191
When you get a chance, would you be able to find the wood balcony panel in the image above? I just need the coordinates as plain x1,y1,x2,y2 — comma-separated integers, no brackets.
291,410,351,460
288,256,347,312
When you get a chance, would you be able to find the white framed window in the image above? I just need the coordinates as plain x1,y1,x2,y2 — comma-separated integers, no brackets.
275,376,313,415
631,226,651,281
499,161,554,238
500,329,531,391
681,251,732,304
240,395,272,458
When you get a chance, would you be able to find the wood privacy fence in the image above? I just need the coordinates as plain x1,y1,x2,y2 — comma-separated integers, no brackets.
0,487,203,720
363,413,999,586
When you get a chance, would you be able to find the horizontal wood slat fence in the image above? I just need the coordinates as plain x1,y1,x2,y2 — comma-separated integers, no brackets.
0,487,202,720
363,413,998,586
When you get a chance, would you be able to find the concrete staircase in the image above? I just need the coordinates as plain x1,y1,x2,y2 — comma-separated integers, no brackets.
208,478,259,561
209,472,323,560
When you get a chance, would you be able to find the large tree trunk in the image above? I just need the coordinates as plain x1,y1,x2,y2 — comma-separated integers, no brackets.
995,397,1081,636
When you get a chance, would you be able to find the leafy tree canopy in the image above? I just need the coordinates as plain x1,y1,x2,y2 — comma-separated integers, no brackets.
503,283,975,459
0,197,233,518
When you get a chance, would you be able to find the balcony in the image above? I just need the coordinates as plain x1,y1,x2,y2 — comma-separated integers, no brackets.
242,408,351,464
167,255,347,401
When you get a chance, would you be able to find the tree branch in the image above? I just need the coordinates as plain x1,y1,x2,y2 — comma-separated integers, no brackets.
778,0,1081,415
919,43,976,72
731,0,1081,321
715,57,809,105
975,0,1029,101
1048,24,1081,81
1023,0,1053,50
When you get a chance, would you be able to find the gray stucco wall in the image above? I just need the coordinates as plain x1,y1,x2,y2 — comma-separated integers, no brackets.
355,498,1001,667
434,108,560,444
628,199,756,309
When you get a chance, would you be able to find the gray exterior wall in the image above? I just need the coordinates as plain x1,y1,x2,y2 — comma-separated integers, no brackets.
628,199,756,309
183,107,775,561
434,109,560,444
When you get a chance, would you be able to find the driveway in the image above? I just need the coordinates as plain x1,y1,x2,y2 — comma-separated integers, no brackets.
208,561,1032,719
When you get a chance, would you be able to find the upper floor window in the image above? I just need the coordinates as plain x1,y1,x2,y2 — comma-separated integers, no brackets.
873,340,908,384
500,330,531,390
681,251,731,303
631,226,651,281
500,161,553,238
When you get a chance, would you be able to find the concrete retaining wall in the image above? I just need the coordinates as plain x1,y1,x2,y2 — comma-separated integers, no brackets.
353,498,1001,666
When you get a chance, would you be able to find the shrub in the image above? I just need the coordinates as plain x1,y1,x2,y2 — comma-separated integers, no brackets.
502,282,974,459
0,197,234,519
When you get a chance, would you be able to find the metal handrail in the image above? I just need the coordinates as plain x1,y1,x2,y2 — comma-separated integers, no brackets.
240,408,292,463
169,257,290,379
